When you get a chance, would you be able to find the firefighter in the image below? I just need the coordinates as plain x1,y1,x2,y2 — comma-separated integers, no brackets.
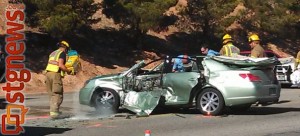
248,34,266,58
45,41,73,119
219,34,240,57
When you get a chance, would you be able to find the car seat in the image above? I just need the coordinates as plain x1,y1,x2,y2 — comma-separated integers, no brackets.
183,61,193,72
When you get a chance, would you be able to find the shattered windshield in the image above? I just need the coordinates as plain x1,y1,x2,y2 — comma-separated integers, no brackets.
120,60,146,76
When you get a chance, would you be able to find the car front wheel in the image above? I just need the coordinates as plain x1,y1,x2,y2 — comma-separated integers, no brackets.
197,88,224,116
92,88,120,115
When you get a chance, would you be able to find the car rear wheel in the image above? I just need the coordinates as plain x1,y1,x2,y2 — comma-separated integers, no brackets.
197,88,224,116
92,88,120,115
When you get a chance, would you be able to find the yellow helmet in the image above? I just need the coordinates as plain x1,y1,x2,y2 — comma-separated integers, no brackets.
60,41,70,48
222,34,233,44
222,34,232,40
248,34,260,42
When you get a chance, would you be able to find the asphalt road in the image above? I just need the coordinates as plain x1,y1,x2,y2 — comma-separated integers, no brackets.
1,88,300,136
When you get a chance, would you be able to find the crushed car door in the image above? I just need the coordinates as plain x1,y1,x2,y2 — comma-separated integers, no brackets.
162,70,199,105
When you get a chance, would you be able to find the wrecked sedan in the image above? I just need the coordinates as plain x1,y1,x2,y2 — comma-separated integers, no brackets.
79,56,281,116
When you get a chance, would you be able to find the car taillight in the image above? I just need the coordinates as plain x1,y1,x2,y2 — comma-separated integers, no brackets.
239,73,261,82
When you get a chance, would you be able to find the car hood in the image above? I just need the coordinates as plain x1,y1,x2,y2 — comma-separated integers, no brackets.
90,74,121,81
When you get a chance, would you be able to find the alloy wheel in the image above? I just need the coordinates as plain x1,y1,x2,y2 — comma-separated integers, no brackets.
95,91,115,109
200,91,220,113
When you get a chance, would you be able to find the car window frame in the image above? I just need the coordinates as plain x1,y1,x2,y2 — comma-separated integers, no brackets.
163,56,199,73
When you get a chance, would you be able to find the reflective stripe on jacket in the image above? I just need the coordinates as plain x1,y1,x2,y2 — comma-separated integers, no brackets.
224,44,239,57
46,49,63,73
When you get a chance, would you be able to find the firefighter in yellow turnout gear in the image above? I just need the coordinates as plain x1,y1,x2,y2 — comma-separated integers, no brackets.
45,41,73,119
248,34,266,58
219,34,240,57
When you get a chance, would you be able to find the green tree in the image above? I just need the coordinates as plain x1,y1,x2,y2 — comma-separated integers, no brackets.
184,0,241,42
102,0,177,45
24,0,100,38
240,0,300,39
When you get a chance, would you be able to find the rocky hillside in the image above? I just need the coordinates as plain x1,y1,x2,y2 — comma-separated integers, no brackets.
0,0,297,95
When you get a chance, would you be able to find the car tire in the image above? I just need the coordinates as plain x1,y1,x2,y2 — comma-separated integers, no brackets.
197,88,224,116
229,104,252,112
92,88,120,115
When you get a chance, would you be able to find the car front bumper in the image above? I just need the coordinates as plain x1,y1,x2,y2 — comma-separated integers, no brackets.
79,87,94,106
